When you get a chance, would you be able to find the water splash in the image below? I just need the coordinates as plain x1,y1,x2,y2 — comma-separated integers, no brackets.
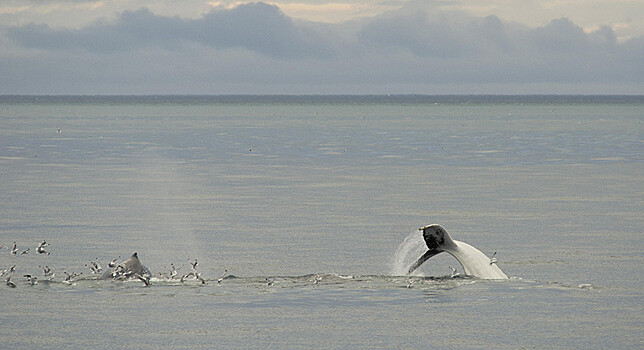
390,230,427,276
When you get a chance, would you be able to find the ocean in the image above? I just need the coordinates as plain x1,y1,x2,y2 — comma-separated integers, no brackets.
1,95,642,348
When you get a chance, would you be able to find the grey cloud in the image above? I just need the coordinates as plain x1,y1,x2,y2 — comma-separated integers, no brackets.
527,17,620,56
7,9,187,53
7,3,332,58
530,17,589,53
472,15,514,52
359,11,473,58
196,2,333,58
1,2,643,94
359,12,621,60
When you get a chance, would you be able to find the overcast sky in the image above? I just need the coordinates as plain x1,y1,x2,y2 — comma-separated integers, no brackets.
1,0,643,94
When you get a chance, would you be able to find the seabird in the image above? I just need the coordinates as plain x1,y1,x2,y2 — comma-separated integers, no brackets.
449,266,460,278
11,242,17,255
41,266,54,279
217,270,227,284
0,266,14,276
85,264,98,274
180,272,194,282
91,259,102,273
6,276,16,288
169,263,177,279
37,241,50,255
108,257,120,268
20,248,30,255
23,275,38,285
136,274,150,286
63,271,80,283
489,252,498,265
178,259,205,284
179,271,206,284
190,259,207,283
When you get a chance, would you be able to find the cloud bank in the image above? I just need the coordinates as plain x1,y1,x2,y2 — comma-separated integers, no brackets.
1,2,642,94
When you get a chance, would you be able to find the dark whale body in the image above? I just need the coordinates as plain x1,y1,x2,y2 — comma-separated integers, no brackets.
101,252,152,283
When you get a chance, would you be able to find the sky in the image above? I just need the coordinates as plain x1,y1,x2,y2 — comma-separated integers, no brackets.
1,0,643,94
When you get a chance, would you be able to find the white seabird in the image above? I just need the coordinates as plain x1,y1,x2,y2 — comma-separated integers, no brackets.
6,276,16,288
449,266,460,278
108,257,120,268
489,252,498,265
37,241,50,255
23,275,38,285
217,270,227,284
91,259,102,273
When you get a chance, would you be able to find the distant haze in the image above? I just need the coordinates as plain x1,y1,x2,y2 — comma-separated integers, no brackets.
1,1,643,94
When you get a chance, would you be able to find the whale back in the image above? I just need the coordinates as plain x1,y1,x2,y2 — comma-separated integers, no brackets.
119,252,150,277
101,252,151,280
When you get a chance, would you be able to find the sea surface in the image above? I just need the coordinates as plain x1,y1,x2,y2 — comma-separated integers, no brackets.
0,95,642,349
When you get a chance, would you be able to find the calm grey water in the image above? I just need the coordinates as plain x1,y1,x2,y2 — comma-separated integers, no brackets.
1,96,642,349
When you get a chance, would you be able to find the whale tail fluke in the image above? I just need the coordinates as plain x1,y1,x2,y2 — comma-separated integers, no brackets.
407,249,439,275
407,225,508,279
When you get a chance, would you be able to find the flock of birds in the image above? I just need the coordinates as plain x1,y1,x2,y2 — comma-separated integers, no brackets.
0,241,228,288
2,240,490,290
1,241,51,287
1,241,319,290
